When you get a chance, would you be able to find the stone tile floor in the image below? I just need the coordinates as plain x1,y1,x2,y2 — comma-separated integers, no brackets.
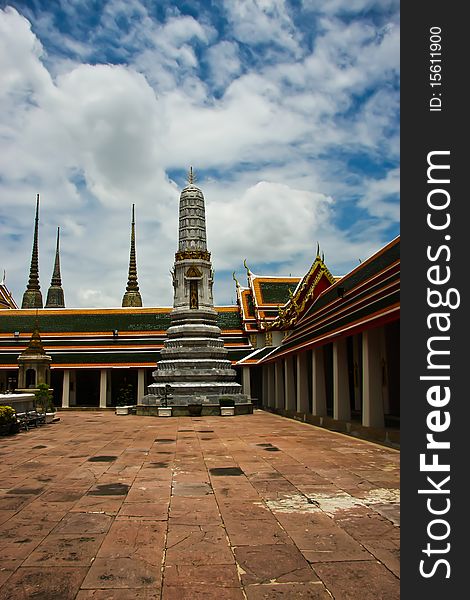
0,410,399,599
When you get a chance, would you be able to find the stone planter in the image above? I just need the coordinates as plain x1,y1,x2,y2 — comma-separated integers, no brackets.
45,412,56,424
220,406,235,416
0,423,13,436
157,406,172,417
115,405,132,415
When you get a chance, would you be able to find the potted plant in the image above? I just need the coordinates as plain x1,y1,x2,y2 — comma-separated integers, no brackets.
34,383,56,423
115,384,134,415
0,405,18,435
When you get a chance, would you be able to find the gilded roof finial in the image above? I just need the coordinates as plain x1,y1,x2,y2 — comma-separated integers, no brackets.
187,166,196,185
232,272,240,288
243,258,251,278
316,242,320,258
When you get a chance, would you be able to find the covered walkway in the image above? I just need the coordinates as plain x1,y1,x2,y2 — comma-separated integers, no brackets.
0,410,399,599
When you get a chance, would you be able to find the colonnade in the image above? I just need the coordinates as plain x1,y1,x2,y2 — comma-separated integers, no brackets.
248,324,397,429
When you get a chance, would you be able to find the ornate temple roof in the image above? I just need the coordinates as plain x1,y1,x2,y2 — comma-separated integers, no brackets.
257,236,400,363
0,274,18,309
265,247,337,331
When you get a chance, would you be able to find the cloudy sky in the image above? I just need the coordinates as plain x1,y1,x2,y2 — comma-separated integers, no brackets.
0,0,399,308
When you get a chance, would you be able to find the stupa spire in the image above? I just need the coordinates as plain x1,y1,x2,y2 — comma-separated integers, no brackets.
22,194,43,309
187,166,196,185
147,173,245,404
122,204,143,307
45,227,65,308
177,168,208,256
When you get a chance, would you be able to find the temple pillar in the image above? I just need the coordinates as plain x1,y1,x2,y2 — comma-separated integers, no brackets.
69,370,76,406
137,368,145,404
312,347,327,416
274,361,285,410
284,356,296,411
267,364,275,408
333,338,350,421
99,369,108,409
242,366,251,396
62,369,70,408
362,328,385,427
262,366,268,406
352,334,362,411
296,353,309,413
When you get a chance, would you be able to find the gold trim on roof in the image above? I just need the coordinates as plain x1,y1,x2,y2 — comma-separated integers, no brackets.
266,255,336,331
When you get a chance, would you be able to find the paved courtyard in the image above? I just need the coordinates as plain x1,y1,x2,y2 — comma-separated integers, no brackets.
0,410,399,599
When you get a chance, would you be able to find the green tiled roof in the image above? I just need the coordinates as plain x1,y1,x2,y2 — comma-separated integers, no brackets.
259,282,298,304
0,311,172,334
0,309,242,334
217,311,242,329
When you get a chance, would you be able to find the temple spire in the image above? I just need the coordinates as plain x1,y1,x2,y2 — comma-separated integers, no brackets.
45,227,65,308
122,204,143,307
22,194,43,309
187,166,196,185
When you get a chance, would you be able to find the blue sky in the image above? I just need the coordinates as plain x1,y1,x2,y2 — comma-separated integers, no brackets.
0,0,399,307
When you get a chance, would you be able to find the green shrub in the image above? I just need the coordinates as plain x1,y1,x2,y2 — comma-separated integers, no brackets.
117,384,134,406
0,405,16,425
34,383,55,413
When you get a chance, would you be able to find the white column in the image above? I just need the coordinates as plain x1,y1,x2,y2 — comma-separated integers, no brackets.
296,353,309,413
379,327,390,414
352,334,362,411
284,356,296,411
333,338,350,421
61,369,70,408
267,364,275,408
274,362,285,410
362,328,384,427
262,366,268,406
242,366,251,396
137,368,145,404
312,347,327,416
69,370,76,406
99,369,108,409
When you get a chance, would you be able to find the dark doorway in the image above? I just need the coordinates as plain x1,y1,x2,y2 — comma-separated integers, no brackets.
76,370,100,406
26,368,36,388
50,370,64,408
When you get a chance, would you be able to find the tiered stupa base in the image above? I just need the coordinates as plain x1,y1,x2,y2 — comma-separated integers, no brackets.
140,308,251,415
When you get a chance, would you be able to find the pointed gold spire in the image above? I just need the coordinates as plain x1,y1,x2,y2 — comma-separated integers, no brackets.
122,204,143,307
45,227,65,308
22,194,43,309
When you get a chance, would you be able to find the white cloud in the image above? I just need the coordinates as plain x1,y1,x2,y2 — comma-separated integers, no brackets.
0,3,399,308
359,167,400,220
206,41,242,89
207,181,333,269
223,0,302,57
